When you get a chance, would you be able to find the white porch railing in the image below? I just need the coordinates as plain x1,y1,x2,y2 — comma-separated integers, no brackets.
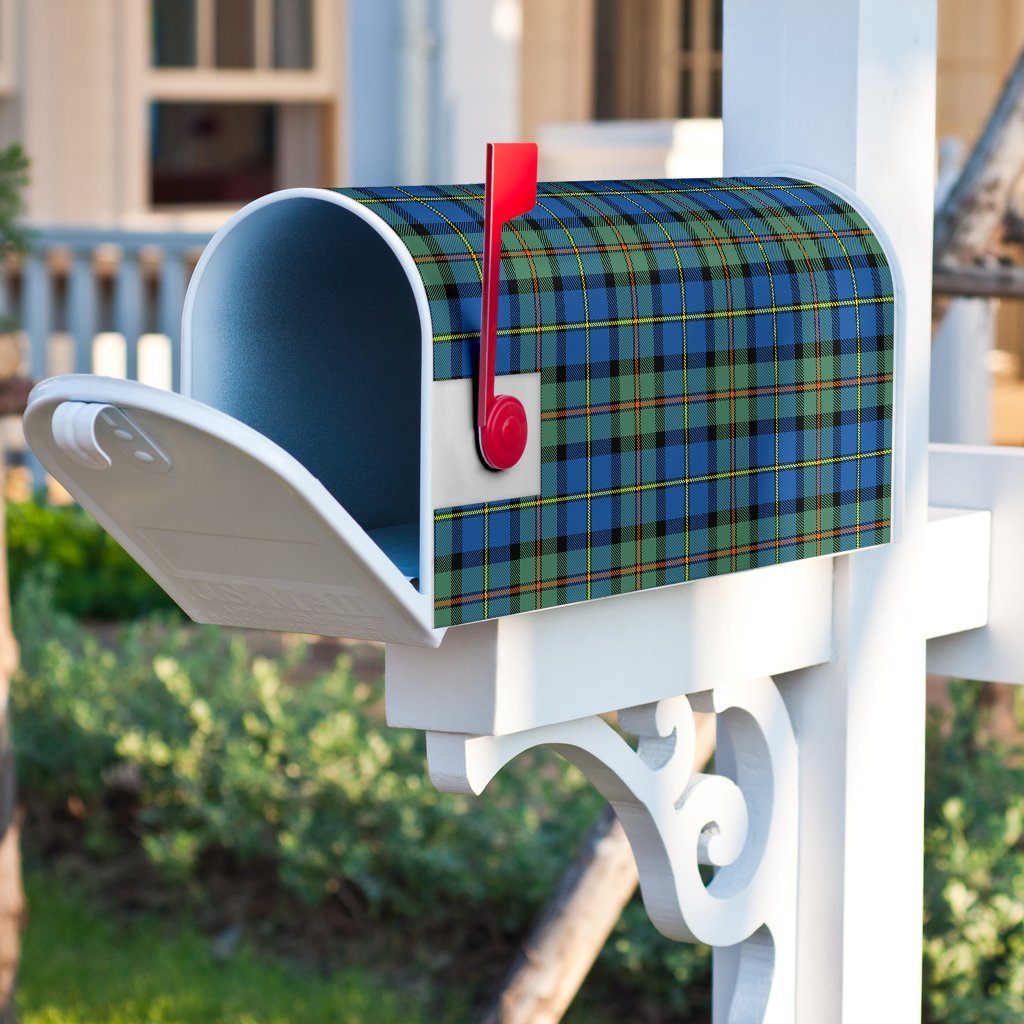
1,226,212,485
4,226,212,392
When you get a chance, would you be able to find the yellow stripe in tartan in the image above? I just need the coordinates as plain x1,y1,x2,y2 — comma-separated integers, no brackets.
483,499,488,618
537,183,821,199
434,447,893,521
393,186,483,280
432,294,895,343
541,371,893,419
658,184,788,565
775,183,867,545
351,182,822,204
535,197,594,598
611,191,694,578
415,229,874,264
696,191,782,561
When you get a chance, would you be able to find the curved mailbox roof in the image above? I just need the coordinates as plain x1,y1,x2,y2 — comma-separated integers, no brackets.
339,177,896,628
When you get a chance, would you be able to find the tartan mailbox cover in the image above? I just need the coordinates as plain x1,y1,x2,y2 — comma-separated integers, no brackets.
23,174,896,645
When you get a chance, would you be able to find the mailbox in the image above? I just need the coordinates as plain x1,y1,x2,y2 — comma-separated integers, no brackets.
24,154,896,647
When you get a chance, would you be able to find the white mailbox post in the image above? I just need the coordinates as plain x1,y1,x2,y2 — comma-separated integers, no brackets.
723,4,938,1020
22,1,1024,1021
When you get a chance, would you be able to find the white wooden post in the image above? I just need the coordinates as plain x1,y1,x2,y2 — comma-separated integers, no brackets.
931,299,995,445
724,2,936,1019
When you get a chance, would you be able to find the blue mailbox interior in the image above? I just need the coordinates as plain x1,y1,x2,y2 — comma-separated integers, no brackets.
186,195,423,581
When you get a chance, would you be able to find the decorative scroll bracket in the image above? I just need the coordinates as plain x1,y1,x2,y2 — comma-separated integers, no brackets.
426,675,798,1024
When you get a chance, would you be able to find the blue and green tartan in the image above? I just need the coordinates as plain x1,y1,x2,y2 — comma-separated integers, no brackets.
337,178,895,629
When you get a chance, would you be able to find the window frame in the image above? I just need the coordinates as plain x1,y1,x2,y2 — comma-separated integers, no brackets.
121,0,340,222
148,0,335,102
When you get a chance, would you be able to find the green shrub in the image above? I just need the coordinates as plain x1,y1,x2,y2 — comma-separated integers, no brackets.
7,498,179,619
18,873,460,1024
587,900,711,1021
923,681,1024,1022
24,560,1024,1020
12,575,712,1014
12,575,580,914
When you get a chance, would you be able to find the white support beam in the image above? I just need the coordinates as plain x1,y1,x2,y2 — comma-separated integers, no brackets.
930,299,995,445
387,558,832,736
723,2,936,1021
924,507,990,640
928,445,1024,683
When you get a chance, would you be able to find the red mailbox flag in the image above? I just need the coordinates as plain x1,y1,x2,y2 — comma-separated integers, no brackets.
477,142,538,470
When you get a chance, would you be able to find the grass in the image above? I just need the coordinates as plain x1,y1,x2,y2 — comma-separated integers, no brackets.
17,873,462,1024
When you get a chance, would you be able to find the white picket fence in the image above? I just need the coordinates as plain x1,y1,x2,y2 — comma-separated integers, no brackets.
0,227,212,482
3,227,212,391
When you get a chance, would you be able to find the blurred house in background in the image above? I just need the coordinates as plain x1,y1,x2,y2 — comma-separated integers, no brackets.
0,0,1015,227
0,0,1019,451
3,0,340,230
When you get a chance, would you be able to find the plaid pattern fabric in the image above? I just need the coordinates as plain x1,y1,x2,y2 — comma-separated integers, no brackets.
337,178,895,629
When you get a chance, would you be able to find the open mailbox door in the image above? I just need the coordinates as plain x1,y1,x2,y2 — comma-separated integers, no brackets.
23,375,442,647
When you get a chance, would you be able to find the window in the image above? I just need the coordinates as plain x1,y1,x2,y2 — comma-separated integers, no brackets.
152,0,314,71
153,0,197,67
594,0,722,120
150,102,276,204
215,0,256,68
678,0,722,118
273,0,314,69
145,0,336,210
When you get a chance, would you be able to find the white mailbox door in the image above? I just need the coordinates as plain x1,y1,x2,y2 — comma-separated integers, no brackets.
23,375,441,647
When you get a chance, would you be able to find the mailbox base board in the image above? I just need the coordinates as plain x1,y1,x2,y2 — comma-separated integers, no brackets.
386,557,833,736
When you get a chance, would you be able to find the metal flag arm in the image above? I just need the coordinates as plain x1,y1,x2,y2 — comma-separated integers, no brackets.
477,141,537,471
